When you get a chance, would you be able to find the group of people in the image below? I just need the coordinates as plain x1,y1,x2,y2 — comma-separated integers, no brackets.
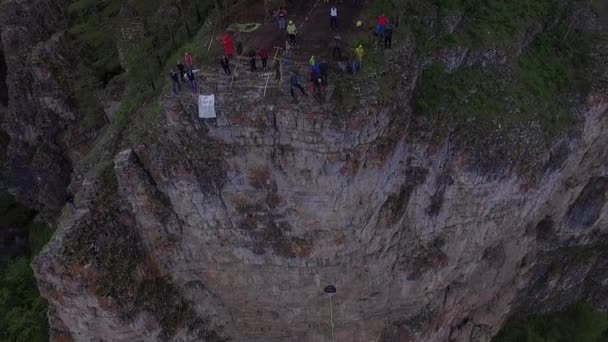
220,31,271,74
274,7,298,45
306,55,331,94
170,2,394,100
295,7,393,98
170,52,198,94
247,47,270,72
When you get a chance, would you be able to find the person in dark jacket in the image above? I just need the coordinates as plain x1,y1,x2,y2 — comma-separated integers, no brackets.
290,73,306,98
310,69,321,94
350,57,359,75
170,69,181,94
384,25,393,49
220,56,231,75
332,35,343,61
176,60,186,82
258,47,269,70
249,50,257,72
319,61,329,86
186,69,197,92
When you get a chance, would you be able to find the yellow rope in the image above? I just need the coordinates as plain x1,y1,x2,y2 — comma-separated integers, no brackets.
329,295,335,342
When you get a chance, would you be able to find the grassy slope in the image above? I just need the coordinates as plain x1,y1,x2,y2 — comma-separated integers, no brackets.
413,22,589,138
412,0,594,133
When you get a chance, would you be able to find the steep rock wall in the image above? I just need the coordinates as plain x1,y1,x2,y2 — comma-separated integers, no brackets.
0,0,73,213
25,1,608,341
0,0,106,217
34,86,608,341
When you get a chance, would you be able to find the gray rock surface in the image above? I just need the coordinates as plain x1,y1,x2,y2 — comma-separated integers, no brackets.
0,0,73,214
33,86,608,341
0,0,604,341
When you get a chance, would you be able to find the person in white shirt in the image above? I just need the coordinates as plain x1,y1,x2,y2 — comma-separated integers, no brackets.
330,5,338,30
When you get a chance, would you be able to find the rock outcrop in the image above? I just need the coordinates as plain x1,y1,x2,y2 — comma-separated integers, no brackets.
0,0,604,341
33,82,608,342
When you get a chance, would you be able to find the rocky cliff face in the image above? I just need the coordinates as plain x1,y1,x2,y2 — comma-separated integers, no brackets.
0,0,100,216
33,84,608,341
1,0,606,341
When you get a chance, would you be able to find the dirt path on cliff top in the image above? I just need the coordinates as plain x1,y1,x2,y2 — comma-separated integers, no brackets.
223,0,364,62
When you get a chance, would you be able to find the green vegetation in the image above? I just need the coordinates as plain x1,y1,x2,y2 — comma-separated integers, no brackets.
413,23,591,139
0,258,49,342
494,303,608,342
0,193,53,342
0,193,35,227
365,0,397,21
0,193,54,256
27,222,54,257
434,0,561,45
67,0,213,82
363,0,563,54
67,0,225,177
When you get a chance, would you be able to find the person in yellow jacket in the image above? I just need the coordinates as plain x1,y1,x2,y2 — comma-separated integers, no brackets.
355,44,364,69
287,20,297,44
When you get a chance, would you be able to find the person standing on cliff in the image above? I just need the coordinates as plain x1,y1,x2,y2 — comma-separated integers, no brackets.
384,24,393,49
220,56,231,75
258,47,269,71
376,14,388,38
309,55,317,72
332,34,343,61
290,72,306,98
249,49,257,72
330,5,338,30
287,21,297,45
276,6,288,31
176,60,186,82
355,44,364,69
274,58,281,81
310,68,322,94
319,60,329,86
170,69,181,94
186,69,197,92
222,33,233,58
184,52,194,70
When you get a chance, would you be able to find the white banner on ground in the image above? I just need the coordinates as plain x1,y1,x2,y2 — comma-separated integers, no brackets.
198,95,216,118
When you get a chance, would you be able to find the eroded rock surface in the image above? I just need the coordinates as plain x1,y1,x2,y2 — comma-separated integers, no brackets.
31,86,608,341
0,0,605,341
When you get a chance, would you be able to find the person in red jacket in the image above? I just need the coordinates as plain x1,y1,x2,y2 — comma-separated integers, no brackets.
377,14,388,36
222,33,233,58
258,47,269,70
184,52,193,70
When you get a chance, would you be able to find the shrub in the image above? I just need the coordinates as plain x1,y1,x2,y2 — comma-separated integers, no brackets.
412,23,591,139
494,303,608,342
0,258,49,342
